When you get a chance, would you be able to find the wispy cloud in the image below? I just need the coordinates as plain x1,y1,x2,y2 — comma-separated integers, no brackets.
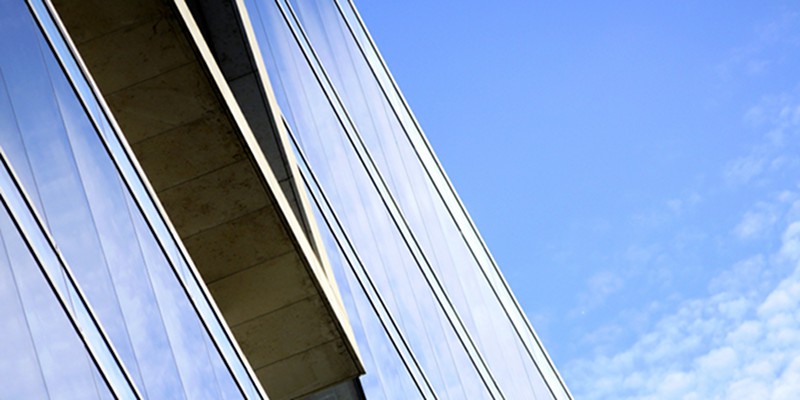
724,95,800,188
585,271,624,306
566,197,800,399
724,154,768,186
734,203,778,240
666,193,703,217
566,67,800,396
716,11,800,80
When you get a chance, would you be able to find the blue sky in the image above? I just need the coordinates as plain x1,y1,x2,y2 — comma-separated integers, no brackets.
358,1,800,398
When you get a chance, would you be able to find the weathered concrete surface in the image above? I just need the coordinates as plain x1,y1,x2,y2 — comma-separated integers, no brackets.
51,0,363,398
184,0,346,298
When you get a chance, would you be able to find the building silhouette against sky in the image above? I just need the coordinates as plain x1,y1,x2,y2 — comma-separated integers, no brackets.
0,0,571,398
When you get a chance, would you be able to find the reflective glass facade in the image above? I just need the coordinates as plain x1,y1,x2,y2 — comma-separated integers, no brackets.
1,0,569,398
0,1,261,398
243,0,571,398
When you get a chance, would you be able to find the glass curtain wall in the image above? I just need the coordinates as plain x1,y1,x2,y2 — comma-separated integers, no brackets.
332,5,570,397
0,1,262,398
0,154,124,399
244,0,570,399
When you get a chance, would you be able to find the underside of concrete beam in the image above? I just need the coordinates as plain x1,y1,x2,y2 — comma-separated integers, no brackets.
49,0,363,398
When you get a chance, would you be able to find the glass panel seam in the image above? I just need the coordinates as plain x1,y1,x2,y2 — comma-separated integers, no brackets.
287,120,438,399
31,1,266,396
0,148,141,399
335,1,572,397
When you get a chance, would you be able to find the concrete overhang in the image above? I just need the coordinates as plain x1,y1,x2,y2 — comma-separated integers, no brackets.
48,0,363,398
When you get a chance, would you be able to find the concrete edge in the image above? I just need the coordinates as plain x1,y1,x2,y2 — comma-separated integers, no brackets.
171,0,364,376
230,0,356,353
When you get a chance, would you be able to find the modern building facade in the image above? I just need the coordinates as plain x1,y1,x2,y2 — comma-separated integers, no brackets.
0,0,571,399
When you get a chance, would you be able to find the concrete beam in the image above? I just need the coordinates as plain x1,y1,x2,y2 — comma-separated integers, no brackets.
50,0,363,398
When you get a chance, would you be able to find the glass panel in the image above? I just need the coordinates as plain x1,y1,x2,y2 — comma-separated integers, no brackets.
25,1,264,395
244,2,494,396
300,158,427,398
0,1,252,398
244,0,567,397
333,6,565,396
0,150,140,398
0,186,114,399
287,2,552,397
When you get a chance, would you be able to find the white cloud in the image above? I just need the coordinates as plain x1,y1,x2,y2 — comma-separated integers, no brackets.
588,271,624,298
667,193,702,217
562,17,800,398
717,11,800,81
708,255,765,293
572,270,625,316
724,155,767,185
778,221,800,260
734,204,778,240
726,93,800,188
696,347,738,374
565,217,800,399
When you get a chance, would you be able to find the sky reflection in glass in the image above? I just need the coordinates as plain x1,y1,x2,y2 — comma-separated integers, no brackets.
245,0,566,398
0,1,252,398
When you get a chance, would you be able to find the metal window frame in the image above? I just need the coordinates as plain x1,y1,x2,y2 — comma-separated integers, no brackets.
254,0,507,397
0,147,141,399
333,1,574,397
